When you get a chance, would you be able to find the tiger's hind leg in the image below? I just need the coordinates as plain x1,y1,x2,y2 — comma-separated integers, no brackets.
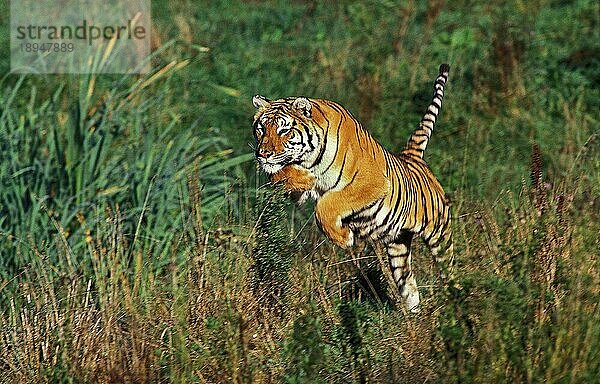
387,232,420,313
423,206,454,282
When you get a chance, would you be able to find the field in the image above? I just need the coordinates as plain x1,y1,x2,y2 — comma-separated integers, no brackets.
0,1,599,383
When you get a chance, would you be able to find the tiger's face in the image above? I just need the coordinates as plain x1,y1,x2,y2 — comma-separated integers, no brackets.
252,95,317,174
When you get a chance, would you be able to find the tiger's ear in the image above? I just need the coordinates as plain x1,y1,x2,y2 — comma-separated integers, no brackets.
252,95,270,109
293,97,312,118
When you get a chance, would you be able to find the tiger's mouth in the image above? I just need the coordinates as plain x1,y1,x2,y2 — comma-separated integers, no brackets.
261,163,284,174
257,157,286,174
256,149,297,174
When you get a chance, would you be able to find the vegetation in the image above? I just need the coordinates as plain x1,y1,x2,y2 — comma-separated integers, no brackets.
1,1,598,382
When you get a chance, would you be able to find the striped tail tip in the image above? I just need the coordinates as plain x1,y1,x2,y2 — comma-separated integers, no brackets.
439,63,450,76
403,64,450,159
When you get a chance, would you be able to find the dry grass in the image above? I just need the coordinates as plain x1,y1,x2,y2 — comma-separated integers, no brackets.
1,144,598,383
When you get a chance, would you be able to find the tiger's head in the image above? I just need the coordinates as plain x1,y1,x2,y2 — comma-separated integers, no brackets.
252,95,319,174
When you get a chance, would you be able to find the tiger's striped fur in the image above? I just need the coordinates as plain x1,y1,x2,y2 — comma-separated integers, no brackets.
252,64,453,312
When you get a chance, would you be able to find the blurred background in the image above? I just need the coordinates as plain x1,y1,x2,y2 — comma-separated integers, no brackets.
0,1,598,382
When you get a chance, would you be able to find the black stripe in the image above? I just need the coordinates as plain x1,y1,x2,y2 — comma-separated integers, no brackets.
325,101,346,114
312,102,327,118
343,213,371,225
348,199,381,218
331,151,348,189
308,134,327,168
421,186,436,232
383,150,394,176
252,118,262,140
404,159,428,174
355,199,384,222
348,169,359,184
421,192,428,231
425,219,443,244
355,121,363,149
435,215,451,241
404,150,424,158
400,176,417,228
322,113,344,173
382,180,405,228
396,202,408,230
307,116,330,168
370,200,401,235
370,201,385,224
410,138,427,145
338,170,361,223
301,124,315,151
424,224,438,243
411,192,420,229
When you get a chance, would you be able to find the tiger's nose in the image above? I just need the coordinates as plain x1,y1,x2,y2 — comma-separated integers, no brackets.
256,149,272,159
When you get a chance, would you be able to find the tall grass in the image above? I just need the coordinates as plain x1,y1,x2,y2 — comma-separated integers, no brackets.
1,142,597,382
0,51,252,277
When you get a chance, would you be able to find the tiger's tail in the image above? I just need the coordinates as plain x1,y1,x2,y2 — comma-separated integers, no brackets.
403,64,450,159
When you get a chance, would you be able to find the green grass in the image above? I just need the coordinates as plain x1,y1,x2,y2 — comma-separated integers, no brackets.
1,0,599,383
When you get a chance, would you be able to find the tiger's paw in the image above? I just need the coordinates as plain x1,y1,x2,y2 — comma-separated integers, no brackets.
401,276,420,313
271,165,316,192
339,227,355,248
326,225,354,249
406,293,420,313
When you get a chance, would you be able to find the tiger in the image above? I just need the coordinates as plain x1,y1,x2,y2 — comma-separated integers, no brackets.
252,64,453,312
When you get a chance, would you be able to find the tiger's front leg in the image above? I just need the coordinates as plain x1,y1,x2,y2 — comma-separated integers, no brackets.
270,164,316,192
315,176,388,249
